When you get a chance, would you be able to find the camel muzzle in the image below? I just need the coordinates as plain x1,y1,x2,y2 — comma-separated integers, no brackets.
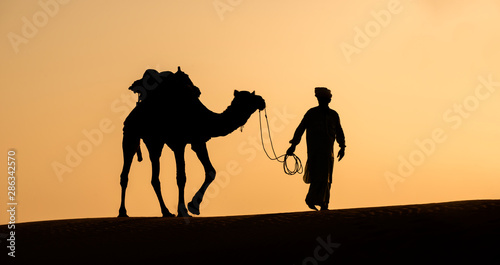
258,99,266,111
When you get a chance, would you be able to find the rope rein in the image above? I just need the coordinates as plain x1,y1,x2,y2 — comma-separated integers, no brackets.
259,109,303,175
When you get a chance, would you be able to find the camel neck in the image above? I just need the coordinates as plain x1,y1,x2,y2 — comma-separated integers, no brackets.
209,104,253,138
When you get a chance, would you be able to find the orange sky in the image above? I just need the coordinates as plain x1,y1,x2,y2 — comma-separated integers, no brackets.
1,0,500,224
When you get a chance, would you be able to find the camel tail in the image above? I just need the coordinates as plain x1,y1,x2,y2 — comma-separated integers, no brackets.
136,143,143,162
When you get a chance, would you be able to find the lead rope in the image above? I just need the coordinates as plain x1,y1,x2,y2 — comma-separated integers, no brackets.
259,109,303,175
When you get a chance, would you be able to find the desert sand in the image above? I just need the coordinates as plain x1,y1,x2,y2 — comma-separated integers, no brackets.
1,200,499,264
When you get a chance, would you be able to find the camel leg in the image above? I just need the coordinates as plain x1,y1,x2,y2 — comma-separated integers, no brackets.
173,145,191,217
144,139,174,217
118,134,138,217
188,142,216,215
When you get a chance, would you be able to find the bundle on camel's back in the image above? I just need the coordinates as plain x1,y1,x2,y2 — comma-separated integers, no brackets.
118,66,266,217
124,67,209,147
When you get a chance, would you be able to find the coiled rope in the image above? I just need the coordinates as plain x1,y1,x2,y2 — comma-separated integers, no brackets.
259,109,303,175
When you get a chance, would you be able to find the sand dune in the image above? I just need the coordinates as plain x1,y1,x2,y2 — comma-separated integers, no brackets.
1,200,499,264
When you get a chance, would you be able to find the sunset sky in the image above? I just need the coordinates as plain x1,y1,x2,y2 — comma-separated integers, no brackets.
1,0,500,224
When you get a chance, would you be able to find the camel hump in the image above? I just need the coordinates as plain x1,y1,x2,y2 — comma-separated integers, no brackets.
128,67,201,105
123,67,210,135
173,66,201,98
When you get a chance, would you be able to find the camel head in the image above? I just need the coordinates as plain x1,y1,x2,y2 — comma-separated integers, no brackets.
232,90,266,113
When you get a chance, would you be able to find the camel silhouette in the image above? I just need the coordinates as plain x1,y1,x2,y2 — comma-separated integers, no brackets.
118,67,266,217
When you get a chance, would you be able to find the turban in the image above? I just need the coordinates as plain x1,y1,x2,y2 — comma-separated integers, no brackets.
315,87,332,98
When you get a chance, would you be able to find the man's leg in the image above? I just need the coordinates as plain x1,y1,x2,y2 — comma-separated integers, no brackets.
306,182,322,211
306,181,331,211
321,183,332,211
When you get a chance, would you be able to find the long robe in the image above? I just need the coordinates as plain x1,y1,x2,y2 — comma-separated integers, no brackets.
290,106,345,206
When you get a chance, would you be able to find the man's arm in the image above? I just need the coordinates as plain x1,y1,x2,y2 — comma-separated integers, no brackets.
334,112,346,161
286,113,308,155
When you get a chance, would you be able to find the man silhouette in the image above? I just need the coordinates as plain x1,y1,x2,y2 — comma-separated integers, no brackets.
287,87,346,211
